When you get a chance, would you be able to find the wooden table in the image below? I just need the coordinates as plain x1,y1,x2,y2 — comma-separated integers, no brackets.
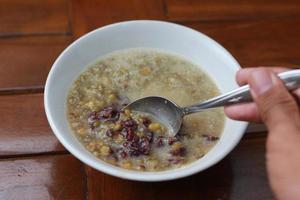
0,0,299,199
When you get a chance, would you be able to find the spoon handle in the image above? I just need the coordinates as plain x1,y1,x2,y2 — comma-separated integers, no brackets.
183,69,300,115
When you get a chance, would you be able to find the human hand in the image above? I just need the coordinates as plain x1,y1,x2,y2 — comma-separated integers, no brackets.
225,67,300,200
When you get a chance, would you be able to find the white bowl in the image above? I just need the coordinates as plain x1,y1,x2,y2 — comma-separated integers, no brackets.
44,20,247,181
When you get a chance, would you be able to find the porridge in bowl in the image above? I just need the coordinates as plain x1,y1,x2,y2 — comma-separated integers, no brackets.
67,48,225,171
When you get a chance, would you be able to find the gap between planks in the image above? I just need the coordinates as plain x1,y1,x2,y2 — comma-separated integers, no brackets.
0,86,44,95
0,150,70,161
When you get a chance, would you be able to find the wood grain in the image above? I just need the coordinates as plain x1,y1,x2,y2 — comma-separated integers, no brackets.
0,155,85,200
165,0,300,21
0,35,72,89
1,19,298,90
71,0,165,37
185,19,300,67
86,137,274,200
0,0,70,36
0,93,65,156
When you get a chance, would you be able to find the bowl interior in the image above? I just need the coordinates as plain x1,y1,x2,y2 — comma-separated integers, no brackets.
45,20,247,181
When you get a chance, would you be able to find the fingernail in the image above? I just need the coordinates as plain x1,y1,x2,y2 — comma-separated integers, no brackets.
250,70,274,96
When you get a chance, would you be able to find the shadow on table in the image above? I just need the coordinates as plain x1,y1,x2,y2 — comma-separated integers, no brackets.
138,158,232,200
88,157,233,200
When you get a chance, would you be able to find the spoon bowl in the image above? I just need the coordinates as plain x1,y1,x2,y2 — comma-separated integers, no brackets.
124,96,184,135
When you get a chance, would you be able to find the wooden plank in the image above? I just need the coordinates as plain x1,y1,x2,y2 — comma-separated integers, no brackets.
0,93,65,156
0,0,70,36
0,35,72,89
86,137,274,200
185,19,300,67
0,155,85,200
71,0,300,68
71,0,165,37
0,24,298,90
165,0,300,21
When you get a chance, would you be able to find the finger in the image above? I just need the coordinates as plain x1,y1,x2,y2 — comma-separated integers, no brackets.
224,103,261,122
293,88,300,98
248,69,300,132
292,88,300,105
236,67,289,86
237,67,300,102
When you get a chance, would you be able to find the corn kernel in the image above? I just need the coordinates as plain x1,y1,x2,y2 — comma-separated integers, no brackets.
93,151,99,156
172,142,183,151
148,123,161,132
124,108,131,116
136,131,144,137
96,140,104,147
113,123,122,131
97,85,103,91
114,134,124,144
102,77,112,86
139,66,151,76
107,93,117,102
93,121,101,127
122,161,132,169
155,57,162,65
84,101,96,109
77,128,86,136
100,145,111,156
112,72,118,77
120,67,129,74
147,159,158,170
87,142,96,151
107,158,117,165
96,101,105,109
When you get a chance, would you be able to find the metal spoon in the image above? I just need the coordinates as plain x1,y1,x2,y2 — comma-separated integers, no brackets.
124,70,300,136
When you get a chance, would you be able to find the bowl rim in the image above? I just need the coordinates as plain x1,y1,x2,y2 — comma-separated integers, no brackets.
44,20,248,182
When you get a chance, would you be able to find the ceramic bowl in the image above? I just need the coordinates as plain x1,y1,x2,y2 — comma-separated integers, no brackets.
44,20,247,181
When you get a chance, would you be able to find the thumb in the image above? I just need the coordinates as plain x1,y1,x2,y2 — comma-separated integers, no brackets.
248,69,300,132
